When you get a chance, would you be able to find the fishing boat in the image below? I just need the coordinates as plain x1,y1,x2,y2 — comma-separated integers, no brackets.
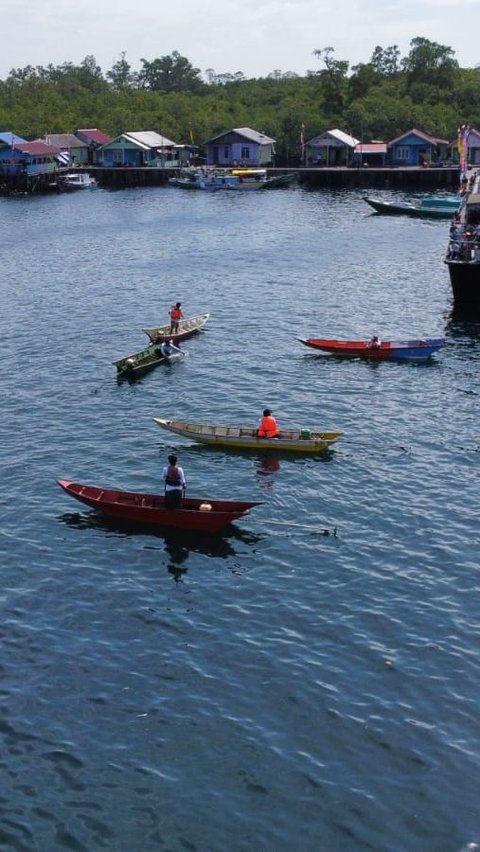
143,312,209,345
298,337,445,360
168,167,296,192
364,195,462,219
445,175,480,307
56,172,97,192
114,343,183,379
57,479,260,533
152,418,342,452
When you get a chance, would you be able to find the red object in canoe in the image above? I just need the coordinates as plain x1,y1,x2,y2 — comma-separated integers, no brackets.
298,337,445,360
57,479,260,533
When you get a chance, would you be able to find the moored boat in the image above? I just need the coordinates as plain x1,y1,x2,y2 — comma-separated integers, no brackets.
445,176,480,307
143,312,209,344
298,337,445,360
114,343,182,379
152,418,342,452
364,195,462,219
169,167,296,192
57,479,260,533
56,172,97,192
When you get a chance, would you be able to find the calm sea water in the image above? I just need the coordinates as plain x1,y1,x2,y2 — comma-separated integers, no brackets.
0,183,479,852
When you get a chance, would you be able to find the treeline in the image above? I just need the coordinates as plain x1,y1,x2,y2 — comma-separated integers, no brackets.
1,37,480,159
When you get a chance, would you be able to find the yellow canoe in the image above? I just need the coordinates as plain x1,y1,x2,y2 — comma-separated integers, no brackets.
152,418,342,453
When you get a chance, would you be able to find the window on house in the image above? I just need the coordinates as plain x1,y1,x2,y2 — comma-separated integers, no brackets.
241,147,250,159
397,146,410,160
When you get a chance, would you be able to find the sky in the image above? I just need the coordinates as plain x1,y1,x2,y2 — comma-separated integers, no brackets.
1,0,480,81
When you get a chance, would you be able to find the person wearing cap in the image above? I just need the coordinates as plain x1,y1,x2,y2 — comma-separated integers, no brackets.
169,302,183,335
159,338,183,359
257,408,280,438
162,454,186,508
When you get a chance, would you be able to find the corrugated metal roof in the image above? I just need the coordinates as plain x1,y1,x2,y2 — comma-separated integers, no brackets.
308,128,360,148
206,126,276,144
43,133,88,148
123,131,176,148
355,143,387,154
0,132,27,145
16,141,60,155
388,127,448,147
76,128,112,145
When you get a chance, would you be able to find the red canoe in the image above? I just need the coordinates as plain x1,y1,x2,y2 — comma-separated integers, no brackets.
57,479,260,533
298,337,445,360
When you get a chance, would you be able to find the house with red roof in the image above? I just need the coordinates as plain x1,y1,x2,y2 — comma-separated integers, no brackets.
0,134,60,176
388,128,449,166
75,129,113,164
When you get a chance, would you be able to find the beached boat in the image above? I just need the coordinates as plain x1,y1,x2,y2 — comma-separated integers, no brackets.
298,337,445,360
143,312,209,345
364,195,462,219
114,343,183,379
169,167,296,192
445,175,480,307
56,172,97,192
152,418,342,452
57,479,260,533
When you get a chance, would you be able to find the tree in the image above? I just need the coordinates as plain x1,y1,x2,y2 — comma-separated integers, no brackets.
371,45,401,76
401,37,458,89
312,47,349,114
107,52,137,91
138,52,205,94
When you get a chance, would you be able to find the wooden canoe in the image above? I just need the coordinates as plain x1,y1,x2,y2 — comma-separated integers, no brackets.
152,418,342,452
298,337,445,360
58,479,260,533
143,312,210,344
113,343,183,378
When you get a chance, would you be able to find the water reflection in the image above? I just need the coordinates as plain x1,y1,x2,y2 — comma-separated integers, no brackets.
255,454,281,486
58,511,261,560
446,307,480,339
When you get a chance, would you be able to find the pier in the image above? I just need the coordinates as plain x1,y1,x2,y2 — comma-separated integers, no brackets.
0,165,461,195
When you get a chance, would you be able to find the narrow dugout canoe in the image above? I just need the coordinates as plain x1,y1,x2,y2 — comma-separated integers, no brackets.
298,337,445,360
143,312,210,344
113,344,182,378
152,418,342,452
57,479,260,533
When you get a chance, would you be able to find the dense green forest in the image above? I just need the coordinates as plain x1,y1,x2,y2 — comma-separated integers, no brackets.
1,37,479,158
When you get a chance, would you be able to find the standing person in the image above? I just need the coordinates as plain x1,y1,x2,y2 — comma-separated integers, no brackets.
169,302,183,335
257,408,280,438
162,454,186,508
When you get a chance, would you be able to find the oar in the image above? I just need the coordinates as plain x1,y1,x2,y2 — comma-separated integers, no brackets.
267,520,337,536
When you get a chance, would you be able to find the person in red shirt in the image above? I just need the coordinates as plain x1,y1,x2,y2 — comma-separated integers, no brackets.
257,408,280,438
169,302,183,335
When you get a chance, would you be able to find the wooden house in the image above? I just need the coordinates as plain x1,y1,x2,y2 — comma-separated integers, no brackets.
204,127,276,167
75,129,113,164
42,133,89,166
305,129,360,167
0,135,59,176
387,128,448,167
97,131,177,167
447,127,480,167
